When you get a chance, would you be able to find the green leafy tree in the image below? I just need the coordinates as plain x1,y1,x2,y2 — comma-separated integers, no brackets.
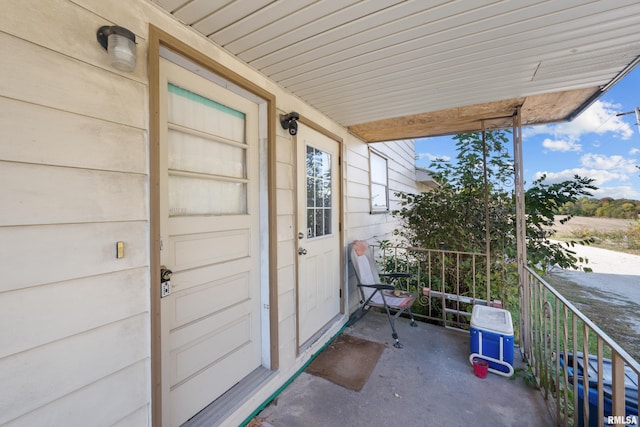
525,174,596,270
392,131,596,307
395,131,516,253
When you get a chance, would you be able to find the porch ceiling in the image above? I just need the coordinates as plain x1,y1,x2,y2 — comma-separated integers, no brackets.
152,0,640,142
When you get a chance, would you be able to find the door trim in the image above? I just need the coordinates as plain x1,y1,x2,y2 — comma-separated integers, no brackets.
294,115,345,354
148,24,278,426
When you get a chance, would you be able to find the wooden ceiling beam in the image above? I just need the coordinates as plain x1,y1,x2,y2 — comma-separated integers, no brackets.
347,87,600,142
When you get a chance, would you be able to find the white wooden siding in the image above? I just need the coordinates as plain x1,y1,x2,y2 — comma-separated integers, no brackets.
2,316,148,425
380,140,421,200
275,129,297,361
0,33,146,129
6,360,149,427
344,139,417,241
2,1,418,425
0,268,147,359
0,163,147,225
344,139,419,312
2,0,148,81
0,98,146,174
1,0,150,424
1,222,147,293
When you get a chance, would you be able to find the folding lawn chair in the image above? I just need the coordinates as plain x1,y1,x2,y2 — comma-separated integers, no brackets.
349,240,418,348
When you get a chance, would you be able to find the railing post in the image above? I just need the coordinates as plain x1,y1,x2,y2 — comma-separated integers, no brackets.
611,352,626,421
513,107,529,357
526,268,640,427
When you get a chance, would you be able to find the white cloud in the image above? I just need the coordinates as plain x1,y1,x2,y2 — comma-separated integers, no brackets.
591,186,640,199
542,138,582,152
571,101,634,139
524,101,639,198
580,153,638,173
417,152,450,162
524,100,634,140
533,168,627,185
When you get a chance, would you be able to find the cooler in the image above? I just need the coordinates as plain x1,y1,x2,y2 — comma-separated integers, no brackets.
469,305,514,377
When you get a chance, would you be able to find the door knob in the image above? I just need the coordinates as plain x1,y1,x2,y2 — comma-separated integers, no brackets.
160,267,173,282
160,266,173,298
298,247,307,255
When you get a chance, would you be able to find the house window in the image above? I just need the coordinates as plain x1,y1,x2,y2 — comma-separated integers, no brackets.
369,149,389,213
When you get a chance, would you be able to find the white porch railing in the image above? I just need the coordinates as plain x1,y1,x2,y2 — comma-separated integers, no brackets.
524,267,639,426
370,244,639,425
372,245,492,330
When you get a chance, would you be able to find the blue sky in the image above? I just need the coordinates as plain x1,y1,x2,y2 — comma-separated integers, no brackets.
415,66,640,200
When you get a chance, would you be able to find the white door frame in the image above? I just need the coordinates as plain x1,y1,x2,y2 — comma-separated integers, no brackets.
293,116,345,353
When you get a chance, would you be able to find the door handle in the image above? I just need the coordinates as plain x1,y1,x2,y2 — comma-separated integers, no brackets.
160,267,173,282
160,266,173,298
298,247,307,255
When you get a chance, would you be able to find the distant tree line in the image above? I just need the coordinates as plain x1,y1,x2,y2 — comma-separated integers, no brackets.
558,197,640,219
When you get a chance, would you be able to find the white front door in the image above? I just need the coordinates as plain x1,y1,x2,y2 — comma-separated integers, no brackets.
296,124,341,345
159,58,262,426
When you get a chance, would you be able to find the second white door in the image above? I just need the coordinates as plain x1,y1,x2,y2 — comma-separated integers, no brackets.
296,124,341,345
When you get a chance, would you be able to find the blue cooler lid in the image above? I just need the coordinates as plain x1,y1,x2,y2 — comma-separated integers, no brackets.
471,305,514,335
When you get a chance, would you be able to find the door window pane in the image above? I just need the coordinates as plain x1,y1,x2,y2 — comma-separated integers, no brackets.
167,83,248,216
306,146,332,238
168,84,245,143
168,129,245,178
169,176,246,216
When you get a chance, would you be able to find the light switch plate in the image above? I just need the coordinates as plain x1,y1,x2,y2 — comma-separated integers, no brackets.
116,241,124,259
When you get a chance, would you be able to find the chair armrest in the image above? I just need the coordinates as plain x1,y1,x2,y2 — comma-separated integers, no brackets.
357,284,395,291
379,272,411,279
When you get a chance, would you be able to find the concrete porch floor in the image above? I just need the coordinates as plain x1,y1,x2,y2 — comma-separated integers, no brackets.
252,311,553,427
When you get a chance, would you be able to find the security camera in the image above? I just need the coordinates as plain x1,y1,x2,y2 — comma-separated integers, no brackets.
288,119,298,135
280,112,300,136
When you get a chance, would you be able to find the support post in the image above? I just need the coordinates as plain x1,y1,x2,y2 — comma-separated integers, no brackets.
512,107,529,357
481,125,491,302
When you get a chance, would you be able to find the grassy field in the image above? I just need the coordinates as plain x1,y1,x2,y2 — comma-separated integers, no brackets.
551,215,639,255
553,215,636,234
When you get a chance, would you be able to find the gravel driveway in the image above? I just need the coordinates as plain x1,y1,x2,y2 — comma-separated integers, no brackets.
547,242,640,294
545,242,640,360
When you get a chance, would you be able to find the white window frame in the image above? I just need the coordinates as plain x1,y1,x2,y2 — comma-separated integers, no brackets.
369,149,389,213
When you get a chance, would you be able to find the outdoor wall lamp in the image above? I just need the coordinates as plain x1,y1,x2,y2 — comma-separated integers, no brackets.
280,112,300,136
97,25,137,72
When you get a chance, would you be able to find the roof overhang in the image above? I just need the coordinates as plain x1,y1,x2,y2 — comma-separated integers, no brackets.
152,1,640,142
348,87,601,141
